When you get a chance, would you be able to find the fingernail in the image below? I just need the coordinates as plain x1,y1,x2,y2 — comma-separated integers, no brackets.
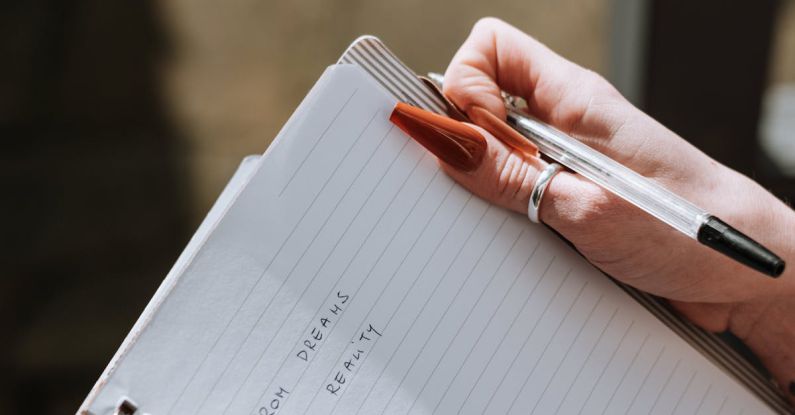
389,102,486,171
468,106,538,158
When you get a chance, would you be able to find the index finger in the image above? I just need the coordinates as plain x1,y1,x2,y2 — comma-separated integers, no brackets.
442,17,619,130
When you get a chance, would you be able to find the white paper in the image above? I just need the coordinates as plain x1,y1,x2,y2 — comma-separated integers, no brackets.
81,64,773,415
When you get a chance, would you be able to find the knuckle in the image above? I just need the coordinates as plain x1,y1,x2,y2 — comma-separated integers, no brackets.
488,151,532,206
581,69,623,100
443,58,485,95
560,70,627,136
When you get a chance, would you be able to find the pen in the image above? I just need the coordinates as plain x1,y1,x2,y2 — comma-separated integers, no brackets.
427,72,785,277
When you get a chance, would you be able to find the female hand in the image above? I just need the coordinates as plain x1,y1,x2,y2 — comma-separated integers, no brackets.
435,17,795,400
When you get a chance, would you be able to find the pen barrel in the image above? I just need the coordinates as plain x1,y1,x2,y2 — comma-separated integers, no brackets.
506,109,709,238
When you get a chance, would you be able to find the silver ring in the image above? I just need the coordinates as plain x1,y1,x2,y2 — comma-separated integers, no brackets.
528,163,563,223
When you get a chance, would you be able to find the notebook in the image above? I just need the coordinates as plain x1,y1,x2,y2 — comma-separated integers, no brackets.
79,36,791,415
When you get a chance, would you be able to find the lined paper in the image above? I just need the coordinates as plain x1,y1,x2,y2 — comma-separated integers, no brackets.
81,64,775,415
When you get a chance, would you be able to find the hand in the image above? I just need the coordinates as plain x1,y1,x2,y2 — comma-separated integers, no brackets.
437,17,795,400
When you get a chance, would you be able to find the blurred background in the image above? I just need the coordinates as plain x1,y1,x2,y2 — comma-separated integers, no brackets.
2,0,793,412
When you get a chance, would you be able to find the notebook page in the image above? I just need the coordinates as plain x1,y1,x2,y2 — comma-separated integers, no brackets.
82,64,774,415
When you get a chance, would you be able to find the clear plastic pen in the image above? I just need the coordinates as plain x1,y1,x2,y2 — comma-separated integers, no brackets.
427,72,784,277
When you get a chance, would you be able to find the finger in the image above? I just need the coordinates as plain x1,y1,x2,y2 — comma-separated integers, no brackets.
440,124,599,228
442,17,717,202
442,17,624,131
389,102,597,227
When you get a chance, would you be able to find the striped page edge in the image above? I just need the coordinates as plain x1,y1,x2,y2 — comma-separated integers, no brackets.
338,35,791,414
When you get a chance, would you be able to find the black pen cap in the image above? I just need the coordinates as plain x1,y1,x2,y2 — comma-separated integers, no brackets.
697,216,785,277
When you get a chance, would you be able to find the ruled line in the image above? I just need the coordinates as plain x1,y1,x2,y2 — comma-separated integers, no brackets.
430,242,541,414
616,279,787,412
575,320,635,415
378,214,511,414
217,143,417,414
405,229,528,414
454,257,556,415
189,111,384,414
505,280,589,414
598,333,651,415
351,205,493,415
717,394,729,414
299,176,458,414
694,383,713,414
279,88,358,196
211,129,408,415
624,344,666,414
323,193,476,415
528,295,605,415
165,105,381,415
480,268,574,414
670,369,697,414
552,307,620,415
648,358,681,414
242,153,433,414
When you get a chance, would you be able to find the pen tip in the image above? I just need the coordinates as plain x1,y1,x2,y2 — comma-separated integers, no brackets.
771,258,786,277
698,216,786,278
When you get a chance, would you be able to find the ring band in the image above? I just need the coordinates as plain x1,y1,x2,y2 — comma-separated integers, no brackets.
528,163,563,223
